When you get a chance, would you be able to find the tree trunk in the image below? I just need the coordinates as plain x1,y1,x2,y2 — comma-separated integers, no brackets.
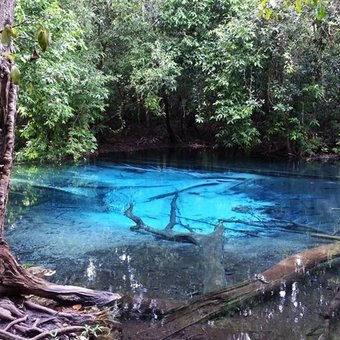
0,0,120,307
0,0,16,235
162,91,177,143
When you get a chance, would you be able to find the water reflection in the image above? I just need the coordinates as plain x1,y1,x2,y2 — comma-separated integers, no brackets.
219,270,340,339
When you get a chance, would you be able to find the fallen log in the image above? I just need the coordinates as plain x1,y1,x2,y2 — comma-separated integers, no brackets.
140,242,340,340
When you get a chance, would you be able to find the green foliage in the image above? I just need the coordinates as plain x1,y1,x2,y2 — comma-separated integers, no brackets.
91,0,339,156
256,0,340,156
14,0,109,161
11,0,339,159
130,40,181,115
195,0,263,149
81,324,107,338
259,0,331,22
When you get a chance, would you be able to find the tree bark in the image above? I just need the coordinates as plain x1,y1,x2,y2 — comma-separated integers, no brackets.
0,0,16,235
162,90,177,143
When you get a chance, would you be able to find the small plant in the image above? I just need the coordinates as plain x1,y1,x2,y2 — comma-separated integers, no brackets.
81,324,106,338
49,331,59,340
21,262,35,268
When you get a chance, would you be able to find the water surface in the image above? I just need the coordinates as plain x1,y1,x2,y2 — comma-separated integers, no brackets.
5,151,340,338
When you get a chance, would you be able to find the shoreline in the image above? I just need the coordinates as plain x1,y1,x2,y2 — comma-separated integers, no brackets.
96,137,340,163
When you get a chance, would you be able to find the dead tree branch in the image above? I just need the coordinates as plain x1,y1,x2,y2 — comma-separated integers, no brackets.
125,193,227,293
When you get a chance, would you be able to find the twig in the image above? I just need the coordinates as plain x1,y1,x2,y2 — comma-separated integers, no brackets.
310,233,340,242
31,326,84,340
4,315,28,331
34,316,57,326
24,301,58,315
32,318,40,328
0,329,27,340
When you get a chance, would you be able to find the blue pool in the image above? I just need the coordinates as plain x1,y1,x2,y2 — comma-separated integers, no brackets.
5,151,340,302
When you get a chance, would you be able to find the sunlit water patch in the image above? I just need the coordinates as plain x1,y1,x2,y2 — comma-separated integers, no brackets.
5,155,340,305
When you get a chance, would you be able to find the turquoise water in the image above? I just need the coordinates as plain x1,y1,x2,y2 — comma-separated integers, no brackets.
5,152,340,302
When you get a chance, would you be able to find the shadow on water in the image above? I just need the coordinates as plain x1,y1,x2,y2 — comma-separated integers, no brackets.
5,149,340,339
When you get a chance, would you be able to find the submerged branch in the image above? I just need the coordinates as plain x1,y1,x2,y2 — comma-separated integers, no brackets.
220,218,323,235
165,193,178,231
147,182,219,201
310,233,340,242
125,193,227,293
124,202,199,244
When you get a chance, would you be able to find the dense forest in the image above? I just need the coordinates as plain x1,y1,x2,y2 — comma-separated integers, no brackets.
9,0,339,161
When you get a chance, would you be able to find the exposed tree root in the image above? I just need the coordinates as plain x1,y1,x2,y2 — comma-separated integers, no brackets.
0,244,122,337
0,239,120,306
0,296,120,339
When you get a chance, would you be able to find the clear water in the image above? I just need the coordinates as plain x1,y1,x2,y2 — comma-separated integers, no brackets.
4,151,340,336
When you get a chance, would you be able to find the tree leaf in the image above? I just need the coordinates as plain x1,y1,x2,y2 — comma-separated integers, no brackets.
316,3,326,21
37,29,51,52
265,8,271,20
1,25,12,46
10,65,21,85
11,27,18,38
260,0,268,8
295,0,302,13
4,53,15,60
